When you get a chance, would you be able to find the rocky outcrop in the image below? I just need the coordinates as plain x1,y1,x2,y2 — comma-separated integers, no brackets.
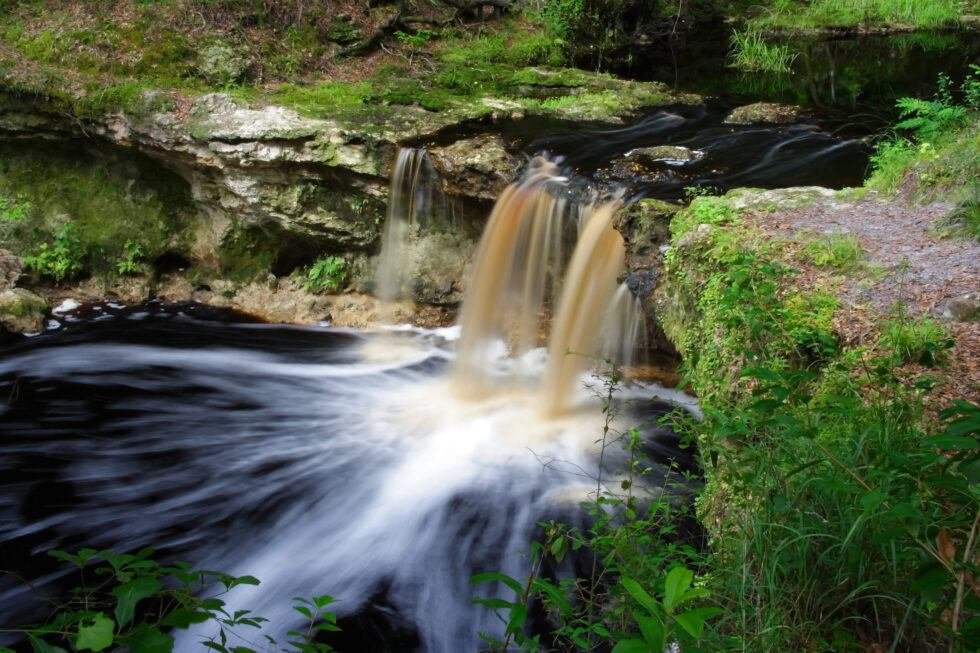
429,135,519,201
626,145,704,165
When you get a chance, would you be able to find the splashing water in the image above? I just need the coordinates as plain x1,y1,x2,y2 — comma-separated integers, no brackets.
452,157,646,416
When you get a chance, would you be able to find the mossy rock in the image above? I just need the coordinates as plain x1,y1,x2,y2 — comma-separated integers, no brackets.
0,287,47,332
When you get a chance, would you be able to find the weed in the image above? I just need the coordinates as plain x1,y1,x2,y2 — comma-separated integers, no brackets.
880,306,953,367
23,224,85,282
1,548,340,653
116,240,145,275
801,232,862,269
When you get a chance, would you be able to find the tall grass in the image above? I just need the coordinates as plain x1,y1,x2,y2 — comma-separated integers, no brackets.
754,0,962,29
729,30,798,73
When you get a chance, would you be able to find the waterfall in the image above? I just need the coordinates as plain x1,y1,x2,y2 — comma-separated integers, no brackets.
451,157,644,414
375,147,450,303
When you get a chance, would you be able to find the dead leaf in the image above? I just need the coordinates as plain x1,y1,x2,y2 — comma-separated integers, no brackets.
938,528,956,562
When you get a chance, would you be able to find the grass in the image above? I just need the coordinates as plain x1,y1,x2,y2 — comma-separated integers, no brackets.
801,232,863,270
880,307,953,366
749,0,963,31
729,30,798,73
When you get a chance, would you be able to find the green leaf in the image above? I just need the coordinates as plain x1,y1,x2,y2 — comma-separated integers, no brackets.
76,614,115,652
27,635,68,653
611,639,653,653
634,614,665,650
663,566,694,611
126,627,175,653
113,576,164,626
921,435,978,450
162,608,212,629
673,607,723,639
469,572,524,595
532,578,571,616
620,577,660,617
506,604,527,634
313,594,334,609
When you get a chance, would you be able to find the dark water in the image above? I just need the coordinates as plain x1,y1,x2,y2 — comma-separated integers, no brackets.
606,28,980,125
0,303,696,652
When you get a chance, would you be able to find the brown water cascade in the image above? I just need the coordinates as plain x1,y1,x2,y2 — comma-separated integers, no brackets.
451,157,644,414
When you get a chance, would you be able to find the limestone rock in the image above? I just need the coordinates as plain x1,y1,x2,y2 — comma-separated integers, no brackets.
724,102,803,125
943,292,980,322
626,145,704,165
0,250,23,291
429,135,519,201
0,287,48,333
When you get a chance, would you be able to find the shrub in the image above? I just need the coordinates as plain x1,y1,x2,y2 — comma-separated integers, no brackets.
801,232,862,269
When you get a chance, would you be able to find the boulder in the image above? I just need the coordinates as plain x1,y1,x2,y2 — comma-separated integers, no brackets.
724,102,803,125
0,287,48,333
943,292,980,322
627,145,704,165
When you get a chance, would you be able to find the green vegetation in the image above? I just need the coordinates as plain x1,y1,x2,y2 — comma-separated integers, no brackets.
869,68,980,202
471,371,719,652
0,142,191,281
23,223,85,282
304,256,348,293
880,306,954,367
1,548,339,653
657,191,979,651
729,30,798,73
747,0,963,31
801,232,863,270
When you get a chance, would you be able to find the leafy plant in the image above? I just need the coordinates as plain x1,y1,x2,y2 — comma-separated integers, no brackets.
303,256,347,293
23,224,85,282
0,548,340,653
0,195,30,222
880,306,953,367
801,232,862,270
116,240,145,275
470,368,718,651
394,29,437,48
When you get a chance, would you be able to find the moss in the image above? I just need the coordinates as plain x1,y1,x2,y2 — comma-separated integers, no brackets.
0,140,193,279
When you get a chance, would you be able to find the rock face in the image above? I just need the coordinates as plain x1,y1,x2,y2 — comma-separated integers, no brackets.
724,102,803,125
429,135,519,201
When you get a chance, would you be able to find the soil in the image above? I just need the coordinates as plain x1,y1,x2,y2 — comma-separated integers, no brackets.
747,191,980,402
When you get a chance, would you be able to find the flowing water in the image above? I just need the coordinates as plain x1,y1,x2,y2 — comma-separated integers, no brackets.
0,302,695,652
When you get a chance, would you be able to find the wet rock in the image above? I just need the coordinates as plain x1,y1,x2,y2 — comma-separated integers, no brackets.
626,145,704,165
724,102,803,125
943,292,980,322
0,287,48,333
429,135,519,201
0,250,23,291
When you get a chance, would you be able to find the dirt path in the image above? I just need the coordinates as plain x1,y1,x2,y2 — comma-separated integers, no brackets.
740,187,979,402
